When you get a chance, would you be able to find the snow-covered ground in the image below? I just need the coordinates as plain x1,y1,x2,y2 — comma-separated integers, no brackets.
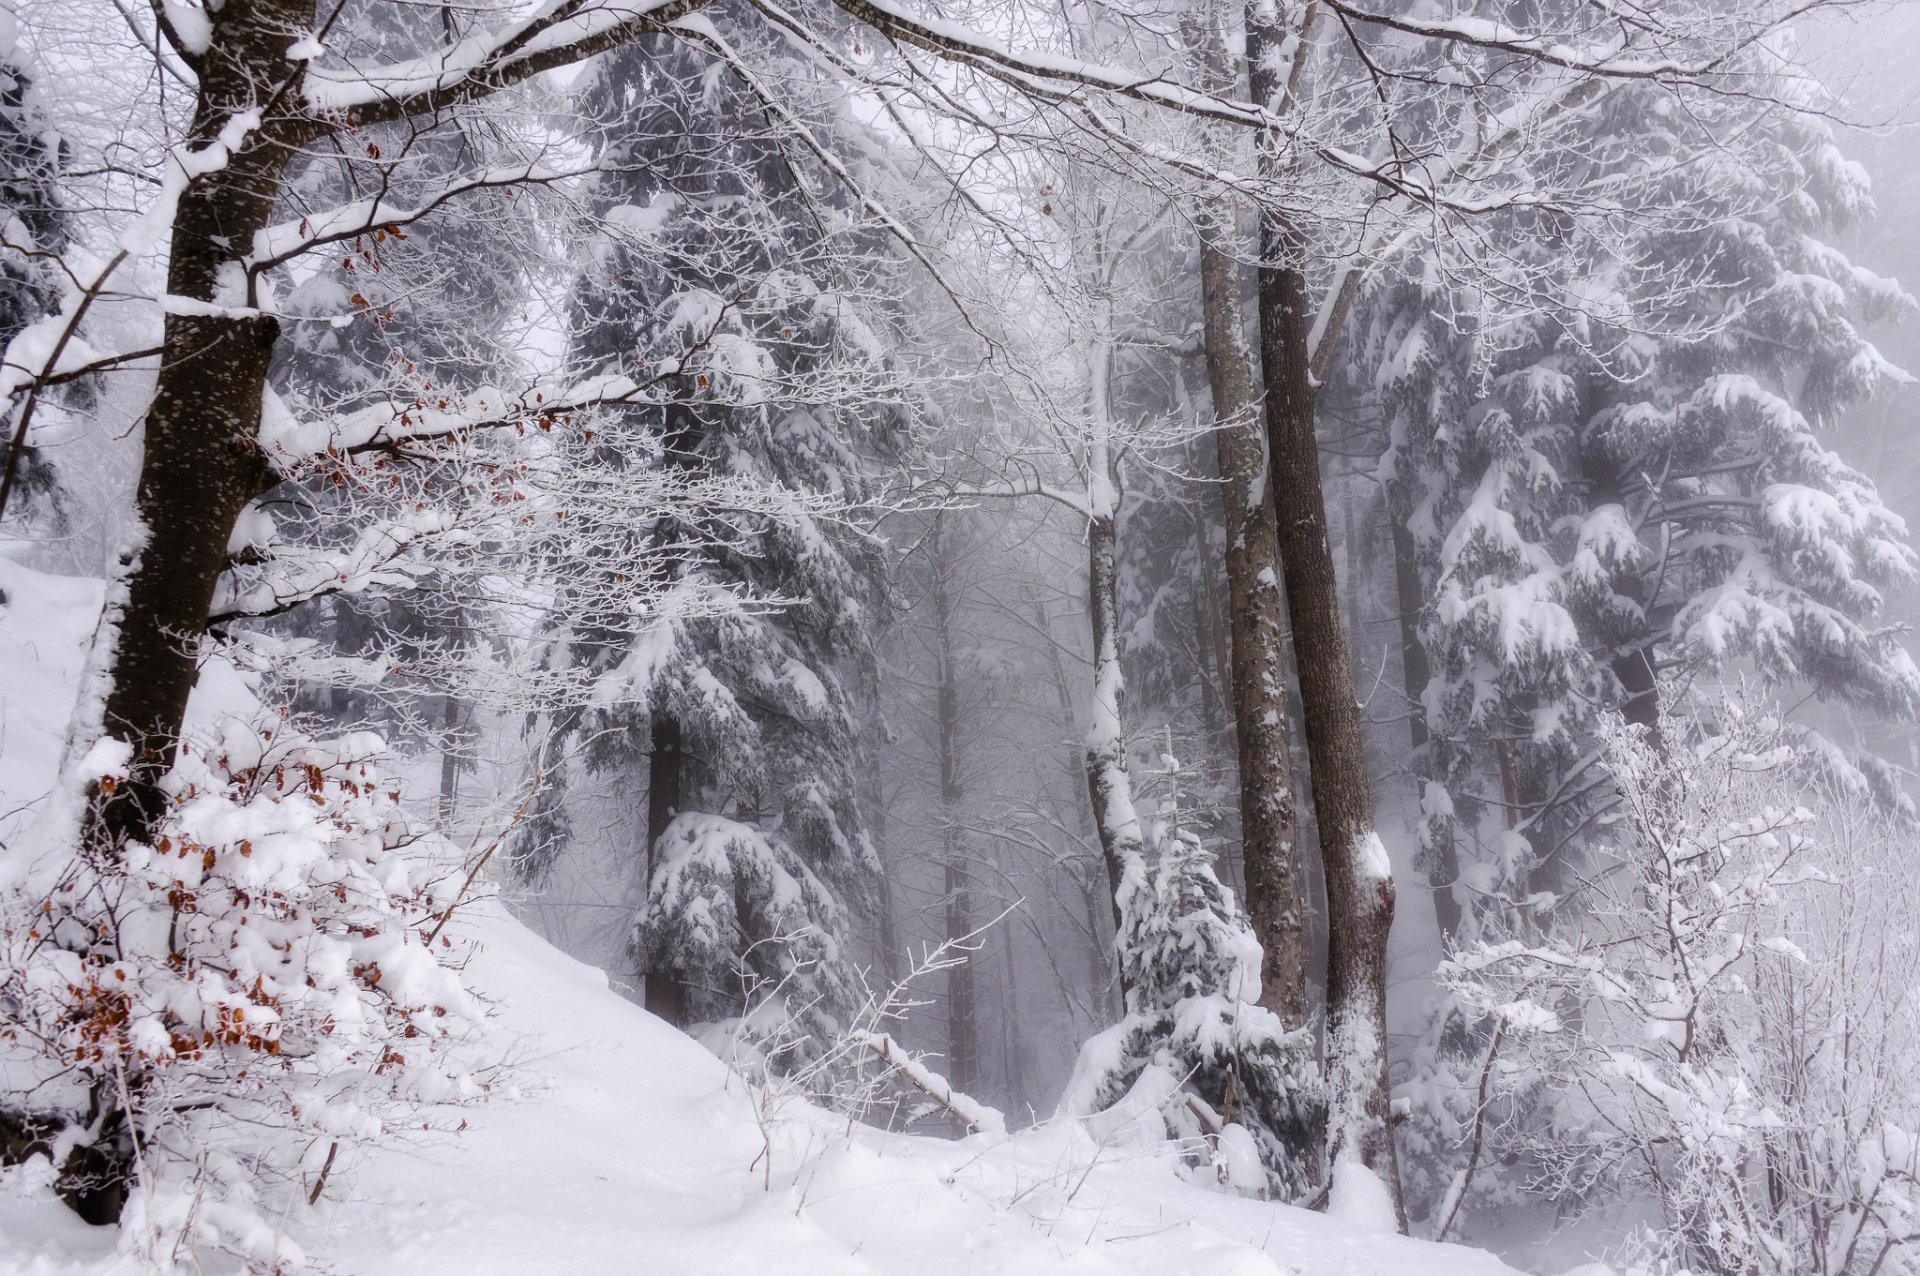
4,899,1526,1275
0,556,1524,1276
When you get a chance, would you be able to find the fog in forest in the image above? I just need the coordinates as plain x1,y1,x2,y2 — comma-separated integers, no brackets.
6,0,1920,1271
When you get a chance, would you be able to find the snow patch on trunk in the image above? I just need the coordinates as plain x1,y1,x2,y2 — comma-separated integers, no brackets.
1327,1152,1399,1231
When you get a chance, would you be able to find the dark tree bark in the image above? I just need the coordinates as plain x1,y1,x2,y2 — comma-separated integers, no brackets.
1197,206,1311,1033
1389,516,1461,947
644,715,687,1025
85,0,711,856
1246,0,1406,1228
91,0,316,851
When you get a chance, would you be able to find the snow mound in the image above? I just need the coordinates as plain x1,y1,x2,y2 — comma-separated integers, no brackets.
3,897,1527,1275
0,557,1521,1275
314,904,1528,1275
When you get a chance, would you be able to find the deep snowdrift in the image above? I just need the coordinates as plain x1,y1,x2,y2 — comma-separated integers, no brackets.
0,556,1523,1275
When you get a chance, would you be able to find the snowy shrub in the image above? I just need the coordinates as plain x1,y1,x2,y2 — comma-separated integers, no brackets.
634,812,860,1064
1442,699,1920,1275
0,711,485,1270
1059,800,1322,1198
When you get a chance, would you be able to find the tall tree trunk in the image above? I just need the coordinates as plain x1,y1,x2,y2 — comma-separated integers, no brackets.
999,900,1027,1114
91,2,316,851
1246,1,1406,1227
1035,594,1115,1015
1197,205,1311,1033
1083,510,1146,1005
644,715,687,1025
932,519,978,1091
1389,516,1460,947
53,5,320,1223
867,773,904,987
437,692,462,827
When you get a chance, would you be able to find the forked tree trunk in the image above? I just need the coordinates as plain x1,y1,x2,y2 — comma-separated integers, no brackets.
1246,0,1406,1228
1197,205,1311,1033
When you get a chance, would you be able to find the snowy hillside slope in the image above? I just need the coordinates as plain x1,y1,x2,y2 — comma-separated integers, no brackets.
343,907,1533,1276
6,899,1529,1276
0,558,1524,1276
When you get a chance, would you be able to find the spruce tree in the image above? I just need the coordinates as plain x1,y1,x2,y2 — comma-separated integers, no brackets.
1360,80,1920,1224
531,29,909,1052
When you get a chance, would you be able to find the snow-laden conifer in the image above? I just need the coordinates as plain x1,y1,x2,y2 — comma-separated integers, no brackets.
1441,698,1920,1274
1059,752,1321,1198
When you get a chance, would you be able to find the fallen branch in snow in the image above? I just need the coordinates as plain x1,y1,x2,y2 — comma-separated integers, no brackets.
848,1031,1006,1136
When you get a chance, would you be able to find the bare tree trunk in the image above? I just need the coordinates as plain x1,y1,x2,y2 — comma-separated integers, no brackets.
1083,510,1146,1004
999,899,1028,1114
1197,205,1311,1033
932,519,978,1091
644,715,687,1025
91,2,317,851
1035,594,1115,1014
868,775,904,987
1246,0,1405,1226
1389,516,1460,947
437,693,462,826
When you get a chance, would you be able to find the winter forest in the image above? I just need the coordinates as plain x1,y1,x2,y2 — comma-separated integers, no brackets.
4,0,1920,1272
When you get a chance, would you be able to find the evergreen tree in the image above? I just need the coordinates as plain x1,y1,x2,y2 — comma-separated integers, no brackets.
1360,79,1920,1224
0,31,68,526
1058,751,1322,1198
527,28,910,1051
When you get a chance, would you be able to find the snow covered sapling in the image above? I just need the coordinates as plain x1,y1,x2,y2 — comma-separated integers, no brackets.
1059,759,1321,1198
0,709,483,1262
635,813,861,1065
1440,699,1920,1273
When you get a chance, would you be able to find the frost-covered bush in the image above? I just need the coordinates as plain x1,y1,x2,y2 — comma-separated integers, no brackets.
1059,801,1321,1198
0,711,484,1269
1442,700,1920,1275
634,812,860,1064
